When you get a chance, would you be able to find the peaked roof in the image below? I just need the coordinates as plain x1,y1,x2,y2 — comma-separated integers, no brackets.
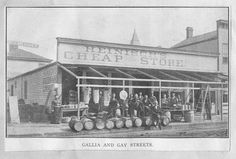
130,29,141,45
172,31,217,48
7,48,52,62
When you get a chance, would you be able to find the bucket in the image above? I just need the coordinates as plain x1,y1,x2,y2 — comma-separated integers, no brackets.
184,110,194,122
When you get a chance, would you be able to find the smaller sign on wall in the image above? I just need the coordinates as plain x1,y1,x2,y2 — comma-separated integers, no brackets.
9,96,20,124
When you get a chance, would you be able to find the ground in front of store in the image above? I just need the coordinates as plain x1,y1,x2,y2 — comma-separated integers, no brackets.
6,114,229,138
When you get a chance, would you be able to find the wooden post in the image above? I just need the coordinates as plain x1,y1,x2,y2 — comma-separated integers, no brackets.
221,84,223,121
159,81,162,108
77,78,80,120
201,85,209,120
192,83,195,110
123,80,125,90
129,81,133,95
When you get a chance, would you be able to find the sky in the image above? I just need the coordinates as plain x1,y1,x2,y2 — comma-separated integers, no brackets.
7,7,228,60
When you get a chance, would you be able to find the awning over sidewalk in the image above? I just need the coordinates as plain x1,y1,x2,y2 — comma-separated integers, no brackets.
58,62,228,84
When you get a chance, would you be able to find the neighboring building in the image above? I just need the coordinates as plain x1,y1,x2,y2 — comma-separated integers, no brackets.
171,20,229,75
7,44,52,79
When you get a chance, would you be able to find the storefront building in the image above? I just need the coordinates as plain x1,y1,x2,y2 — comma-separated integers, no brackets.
7,28,228,119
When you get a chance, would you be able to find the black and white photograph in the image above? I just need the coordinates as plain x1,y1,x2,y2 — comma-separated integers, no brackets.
4,6,230,151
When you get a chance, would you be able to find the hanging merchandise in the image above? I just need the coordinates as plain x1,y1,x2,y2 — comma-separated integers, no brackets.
83,87,91,104
103,89,111,107
93,88,100,104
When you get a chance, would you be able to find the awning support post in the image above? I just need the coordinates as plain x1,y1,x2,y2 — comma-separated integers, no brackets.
159,81,162,108
192,83,195,110
123,80,125,90
221,83,223,121
77,77,81,120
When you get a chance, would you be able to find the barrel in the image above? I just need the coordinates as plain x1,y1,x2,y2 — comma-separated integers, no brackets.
105,119,114,129
95,118,105,130
184,110,194,122
161,116,170,126
81,118,94,130
122,117,133,128
142,116,152,126
69,119,83,132
68,116,77,129
131,117,142,127
110,118,124,129
164,111,171,121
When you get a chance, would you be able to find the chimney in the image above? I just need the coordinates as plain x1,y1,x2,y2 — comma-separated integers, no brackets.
9,44,18,52
186,27,193,39
130,29,141,45
217,19,228,29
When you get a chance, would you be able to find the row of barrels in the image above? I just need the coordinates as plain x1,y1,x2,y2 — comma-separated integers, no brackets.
69,116,169,132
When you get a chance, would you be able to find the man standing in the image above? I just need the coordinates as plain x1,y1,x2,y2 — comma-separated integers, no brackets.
143,95,151,116
170,93,178,107
109,93,119,117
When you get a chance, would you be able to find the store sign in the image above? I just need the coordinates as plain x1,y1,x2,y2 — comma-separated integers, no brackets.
57,43,218,72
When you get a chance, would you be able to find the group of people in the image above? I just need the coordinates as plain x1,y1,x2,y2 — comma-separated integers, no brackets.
108,92,160,118
108,92,184,118
161,93,183,107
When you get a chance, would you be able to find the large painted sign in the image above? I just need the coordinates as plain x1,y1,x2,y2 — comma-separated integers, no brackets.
57,42,218,72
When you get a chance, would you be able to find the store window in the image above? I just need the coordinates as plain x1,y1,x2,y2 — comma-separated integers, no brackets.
223,93,228,103
24,80,27,99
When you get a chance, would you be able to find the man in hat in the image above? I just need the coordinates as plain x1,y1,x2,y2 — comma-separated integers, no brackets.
108,93,120,117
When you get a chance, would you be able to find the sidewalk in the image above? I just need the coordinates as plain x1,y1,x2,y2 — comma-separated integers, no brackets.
7,114,228,137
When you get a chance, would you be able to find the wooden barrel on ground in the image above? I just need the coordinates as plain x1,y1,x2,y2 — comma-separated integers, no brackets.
68,116,77,130
184,110,194,122
95,118,105,130
105,119,114,129
81,118,94,130
131,117,142,127
69,119,84,132
122,117,133,128
142,116,152,126
172,111,184,122
161,116,170,127
110,118,124,129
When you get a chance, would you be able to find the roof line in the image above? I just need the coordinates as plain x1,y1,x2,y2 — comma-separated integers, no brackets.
56,37,219,57
172,37,218,49
7,61,57,81
7,56,52,62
